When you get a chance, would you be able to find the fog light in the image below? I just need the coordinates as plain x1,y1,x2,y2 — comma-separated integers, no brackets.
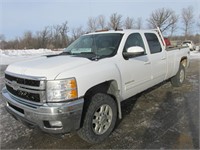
49,121,62,128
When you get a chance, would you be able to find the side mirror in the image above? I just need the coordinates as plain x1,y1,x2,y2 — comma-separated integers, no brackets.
123,46,145,59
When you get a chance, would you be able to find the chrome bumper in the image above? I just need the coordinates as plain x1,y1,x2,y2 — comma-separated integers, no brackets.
1,87,84,134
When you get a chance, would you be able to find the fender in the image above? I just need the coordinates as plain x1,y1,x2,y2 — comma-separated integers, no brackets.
56,58,123,118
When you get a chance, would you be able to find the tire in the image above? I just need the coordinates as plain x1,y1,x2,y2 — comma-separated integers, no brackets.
77,93,117,143
171,64,186,87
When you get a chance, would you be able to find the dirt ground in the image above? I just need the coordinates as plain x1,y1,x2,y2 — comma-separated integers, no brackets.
0,56,199,149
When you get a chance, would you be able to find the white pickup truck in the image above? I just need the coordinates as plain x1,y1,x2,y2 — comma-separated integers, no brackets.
2,29,190,143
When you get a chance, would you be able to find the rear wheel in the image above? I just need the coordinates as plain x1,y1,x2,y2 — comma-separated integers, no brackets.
171,64,185,87
78,93,117,143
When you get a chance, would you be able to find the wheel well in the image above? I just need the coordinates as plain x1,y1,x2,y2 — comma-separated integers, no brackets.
180,57,187,68
80,80,121,127
84,80,119,101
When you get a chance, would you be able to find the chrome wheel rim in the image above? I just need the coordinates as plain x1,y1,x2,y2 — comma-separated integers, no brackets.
92,104,113,135
180,69,185,83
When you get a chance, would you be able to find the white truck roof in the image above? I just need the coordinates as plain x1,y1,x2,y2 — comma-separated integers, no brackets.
86,29,158,35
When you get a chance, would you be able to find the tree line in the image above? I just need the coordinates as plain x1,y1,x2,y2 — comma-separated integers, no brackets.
0,6,199,50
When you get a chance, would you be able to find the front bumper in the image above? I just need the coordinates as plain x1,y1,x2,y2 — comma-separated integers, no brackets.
2,87,84,134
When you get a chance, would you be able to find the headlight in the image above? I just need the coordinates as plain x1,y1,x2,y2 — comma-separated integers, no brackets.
46,78,78,102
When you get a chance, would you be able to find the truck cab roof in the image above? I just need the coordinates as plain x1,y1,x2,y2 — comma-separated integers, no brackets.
86,29,158,35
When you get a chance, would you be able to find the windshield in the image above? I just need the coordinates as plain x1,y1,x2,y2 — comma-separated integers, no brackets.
64,33,123,60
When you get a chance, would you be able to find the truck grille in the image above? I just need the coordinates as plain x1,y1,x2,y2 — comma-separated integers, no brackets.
5,74,40,87
5,73,46,103
6,85,40,102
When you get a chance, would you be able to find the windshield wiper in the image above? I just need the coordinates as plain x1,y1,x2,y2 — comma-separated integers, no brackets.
70,52,101,61
60,51,71,55
91,55,101,61
80,52,95,54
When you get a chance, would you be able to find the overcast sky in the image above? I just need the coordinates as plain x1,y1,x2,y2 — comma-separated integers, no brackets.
0,0,199,40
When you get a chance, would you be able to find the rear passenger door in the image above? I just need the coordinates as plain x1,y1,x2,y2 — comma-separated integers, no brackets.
144,33,167,84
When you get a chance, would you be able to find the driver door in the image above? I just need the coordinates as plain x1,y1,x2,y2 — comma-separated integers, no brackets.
120,33,152,99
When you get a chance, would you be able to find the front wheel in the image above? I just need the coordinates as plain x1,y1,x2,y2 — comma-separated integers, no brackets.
77,93,117,143
171,64,186,87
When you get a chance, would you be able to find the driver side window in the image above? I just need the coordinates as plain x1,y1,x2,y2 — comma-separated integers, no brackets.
124,33,145,53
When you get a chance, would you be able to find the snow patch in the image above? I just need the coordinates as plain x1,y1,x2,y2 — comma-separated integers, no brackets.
0,49,62,65
190,51,200,59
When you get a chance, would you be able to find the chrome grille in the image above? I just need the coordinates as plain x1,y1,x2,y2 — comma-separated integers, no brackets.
5,74,40,87
5,73,46,103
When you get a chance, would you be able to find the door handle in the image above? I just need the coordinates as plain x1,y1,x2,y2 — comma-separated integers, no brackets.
144,61,151,65
161,57,166,60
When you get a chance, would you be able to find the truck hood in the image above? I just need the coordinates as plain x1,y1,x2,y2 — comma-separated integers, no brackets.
6,55,91,80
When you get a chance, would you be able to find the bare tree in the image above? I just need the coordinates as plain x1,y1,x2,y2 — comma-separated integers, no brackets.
0,34,6,49
197,15,200,32
124,17,134,29
52,25,62,48
108,13,123,30
71,26,85,41
6,38,20,49
97,15,106,29
21,31,34,49
147,8,178,33
135,17,143,29
38,26,50,48
87,17,98,32
0,34,5,41
181,6,194,38
170,15,179,37
59,21,69,47
1,20,72,49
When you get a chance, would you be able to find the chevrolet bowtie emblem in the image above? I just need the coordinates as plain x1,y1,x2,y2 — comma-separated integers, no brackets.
11,81,20,91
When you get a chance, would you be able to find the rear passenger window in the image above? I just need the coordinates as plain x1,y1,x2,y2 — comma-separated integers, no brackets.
145,33,162,54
